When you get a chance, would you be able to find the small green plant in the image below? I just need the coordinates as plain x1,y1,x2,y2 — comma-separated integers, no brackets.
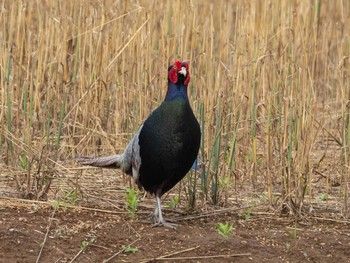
51,201,60,210
318,193,327,201
218,176,233,190
30,204,39,213
243,205,255,221
18,153,28,170
63,189,79,205
167,195,179,209
81,237,95,251
54,229,63,238
51,189,80,211
51,200,68,211
125,188,139,218
259,193,267,203
123,245,138,253
81,240,89,250
216,222,234,239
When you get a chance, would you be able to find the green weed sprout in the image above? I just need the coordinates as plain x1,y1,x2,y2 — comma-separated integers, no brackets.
125,188,139,218
216,222,234,239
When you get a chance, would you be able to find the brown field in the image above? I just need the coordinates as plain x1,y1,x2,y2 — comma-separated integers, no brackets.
0,0,350,262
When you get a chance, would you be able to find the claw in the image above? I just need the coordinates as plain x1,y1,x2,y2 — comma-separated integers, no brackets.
152,220,177,229
148,202,159,223
148,212,157,222
149,196,179,228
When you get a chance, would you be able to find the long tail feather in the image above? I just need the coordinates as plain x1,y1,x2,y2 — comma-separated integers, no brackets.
75,155,121,169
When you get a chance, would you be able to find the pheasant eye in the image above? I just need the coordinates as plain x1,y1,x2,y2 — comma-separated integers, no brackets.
173,65,177,70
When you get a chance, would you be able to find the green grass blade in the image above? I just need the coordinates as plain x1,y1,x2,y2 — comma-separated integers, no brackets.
57,95,67,146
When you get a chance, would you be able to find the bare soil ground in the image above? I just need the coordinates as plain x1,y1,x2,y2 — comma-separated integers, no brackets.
1,199,349,263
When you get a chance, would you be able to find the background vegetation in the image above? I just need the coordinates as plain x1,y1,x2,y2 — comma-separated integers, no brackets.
0,0,349,218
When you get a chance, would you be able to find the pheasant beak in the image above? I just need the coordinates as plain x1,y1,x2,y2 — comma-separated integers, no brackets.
178,67,187,77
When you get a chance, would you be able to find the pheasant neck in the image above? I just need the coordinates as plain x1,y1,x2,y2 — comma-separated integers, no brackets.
164,82,188,101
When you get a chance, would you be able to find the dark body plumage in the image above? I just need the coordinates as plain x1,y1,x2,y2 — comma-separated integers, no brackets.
77,60,200,228
139,97,200,196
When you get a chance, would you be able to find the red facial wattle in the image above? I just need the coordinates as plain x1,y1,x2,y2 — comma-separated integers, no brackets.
169,67,178,83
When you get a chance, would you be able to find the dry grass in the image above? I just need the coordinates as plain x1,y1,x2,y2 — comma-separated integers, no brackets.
0,0,349,218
